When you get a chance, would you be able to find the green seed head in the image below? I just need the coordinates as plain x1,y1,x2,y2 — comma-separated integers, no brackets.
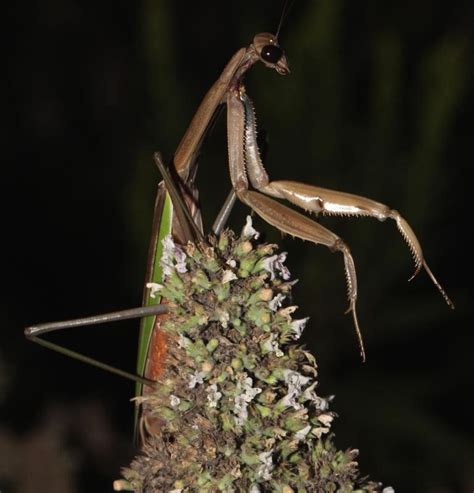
119,220,382,492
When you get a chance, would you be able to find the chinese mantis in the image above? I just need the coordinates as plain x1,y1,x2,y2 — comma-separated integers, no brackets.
25,22,454,442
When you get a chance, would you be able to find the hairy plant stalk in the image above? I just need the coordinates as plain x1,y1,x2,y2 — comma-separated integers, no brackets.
116,218,388,492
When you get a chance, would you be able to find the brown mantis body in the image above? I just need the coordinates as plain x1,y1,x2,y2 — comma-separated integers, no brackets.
159,31,453,366
25,28,454,449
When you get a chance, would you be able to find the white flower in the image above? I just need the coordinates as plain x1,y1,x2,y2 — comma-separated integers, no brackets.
174,247,187,273
282,370,311,410
284,370,311,387
226,258,237,268
188,370,206,389
206,384,222,408
256,450,273,480
290,317,309,339
160,235,187,277
295,425,311,441
146,282,163,299
169,395,181,408
302,382,332,412
234,375,262,426
382,488,395,493
216,308,230,328
262,334,284,357
242,215,260,239
178,334,190,348
161,235,175,278
262,252,291,280
222,269,237,283
269,293,286,311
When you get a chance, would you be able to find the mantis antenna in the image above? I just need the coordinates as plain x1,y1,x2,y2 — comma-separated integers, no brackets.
276,0,296,39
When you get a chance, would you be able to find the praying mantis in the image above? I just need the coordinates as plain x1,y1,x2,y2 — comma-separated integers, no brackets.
25,17,454,444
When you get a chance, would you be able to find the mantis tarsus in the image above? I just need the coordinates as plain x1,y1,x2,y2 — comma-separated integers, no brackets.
25,24,454,441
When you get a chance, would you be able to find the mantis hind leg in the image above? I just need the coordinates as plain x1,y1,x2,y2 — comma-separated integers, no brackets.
25,304,169,386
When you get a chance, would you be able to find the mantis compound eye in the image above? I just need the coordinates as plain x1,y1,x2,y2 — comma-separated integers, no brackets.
261,44,284,64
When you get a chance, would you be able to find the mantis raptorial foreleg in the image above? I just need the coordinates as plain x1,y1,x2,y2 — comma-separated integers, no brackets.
224,84,454,360
227,85,364,358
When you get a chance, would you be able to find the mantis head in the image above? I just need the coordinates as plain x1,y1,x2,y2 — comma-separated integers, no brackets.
252,33,290,75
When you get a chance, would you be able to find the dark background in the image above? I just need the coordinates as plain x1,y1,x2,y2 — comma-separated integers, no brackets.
2,1,473,491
